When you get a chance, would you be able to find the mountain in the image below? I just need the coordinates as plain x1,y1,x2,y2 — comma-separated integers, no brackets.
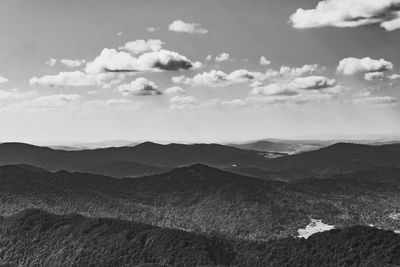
262,142,400,177
0,142,268,177
0,209,399,267
86,161,171,178
1,164,400,240
228,140,324,154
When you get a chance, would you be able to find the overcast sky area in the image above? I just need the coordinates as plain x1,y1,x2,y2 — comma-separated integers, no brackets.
0,0,400,143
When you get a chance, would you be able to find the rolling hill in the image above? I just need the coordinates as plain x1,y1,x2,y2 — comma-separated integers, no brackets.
0,142,267,178
0,209,399,267
1,164,400,240
262,142,400,177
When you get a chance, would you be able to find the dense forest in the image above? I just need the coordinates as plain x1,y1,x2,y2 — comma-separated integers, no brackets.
0,209,399,266
0,164,400,240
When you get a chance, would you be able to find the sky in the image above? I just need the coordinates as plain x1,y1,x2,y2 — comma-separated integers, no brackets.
0,0,400,143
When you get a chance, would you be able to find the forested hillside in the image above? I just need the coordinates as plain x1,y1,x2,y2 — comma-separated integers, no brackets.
0,210,399,267
1,164,400,240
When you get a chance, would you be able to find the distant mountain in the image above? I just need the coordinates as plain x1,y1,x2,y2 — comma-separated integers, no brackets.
87,160,171,178
1,164,400,240
0,209,399,267
0,142,268,177
228,140,325,154
262,142,400,177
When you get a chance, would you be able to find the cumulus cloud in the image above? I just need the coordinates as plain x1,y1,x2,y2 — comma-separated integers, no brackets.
117,77,161,96
119,39,164,54
165,86,187,95
388,74,400,80
337,57,393,76
290,0,400,31
174,69,264,87
169,95,196,109
215,52,230,62
205,55,212,61
168,20,208,34
147,27,159,32
251,76,339,99
45,58,57,67
60,59,87,68
173,64,321,88
27,94,80,108
85,48,199,73
364,72,385,81
29,71,116,88
260,56,271,66
291,76,336,90
0,76,8,84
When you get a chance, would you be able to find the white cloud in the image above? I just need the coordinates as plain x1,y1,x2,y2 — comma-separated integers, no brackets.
60,59,87,68
169,95,196,109
165,86,187,95
29,71,116,88
174,69,265,87
388,74,400,80
291,76,336,90
205,55,212,61
215,52,230,62
290,0,400,31
45,58,57,67
364,72,385,81
251,76,340,100
117,77,161,96
168,20,208,34
147,27,159,32
29,71,121,87
173,65,321,88
27,94,81,109
337,57,393,75
0,89,36,100
119,39,164,54
85,48,199,73
0,76,8,84
353,95,397,105
260,56,271,66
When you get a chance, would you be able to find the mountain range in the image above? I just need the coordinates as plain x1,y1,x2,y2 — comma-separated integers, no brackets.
1,209,399,266
1,141,400,180
1,163,400,240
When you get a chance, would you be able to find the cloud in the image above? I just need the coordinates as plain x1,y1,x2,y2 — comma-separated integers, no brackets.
45,58,57,67
353,95,397,105
364,72,385,81
60,59,87,68
205,55,212,61
290,76,336,90
173,64,321,88
85,48,200,73
174,69,264,87
165,86,187,95
0,76,8,84
0,88,37,100
29,71,116,88
117,77,161,96
337,57,393,75
260,56,271,66
119,39,164,54
168,20,208,34
169,95,196,109
290,0,400,31
251,76,340,99
215,52,230,62
147,27,159,32
389,74,400,80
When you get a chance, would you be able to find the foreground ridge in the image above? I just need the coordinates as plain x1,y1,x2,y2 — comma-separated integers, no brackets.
0,209,399,267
